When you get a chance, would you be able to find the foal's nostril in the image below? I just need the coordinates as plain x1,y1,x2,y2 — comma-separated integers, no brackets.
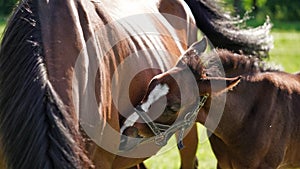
169,103,180,112
123,126,139,137
163,103,180,116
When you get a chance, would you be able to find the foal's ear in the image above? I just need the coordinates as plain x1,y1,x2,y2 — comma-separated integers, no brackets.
176,37,208,67
198,76,242,95
186,36,208,55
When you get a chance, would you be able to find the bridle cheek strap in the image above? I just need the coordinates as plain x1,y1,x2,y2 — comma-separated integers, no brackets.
134,95,208,149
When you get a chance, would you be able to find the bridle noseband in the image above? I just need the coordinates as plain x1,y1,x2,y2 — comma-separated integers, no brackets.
120,95,208,151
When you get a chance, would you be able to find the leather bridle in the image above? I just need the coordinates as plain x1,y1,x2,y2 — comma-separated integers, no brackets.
120,95,208,151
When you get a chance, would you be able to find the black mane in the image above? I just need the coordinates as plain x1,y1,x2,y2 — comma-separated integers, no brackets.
0,1,90,168
184,0,273,58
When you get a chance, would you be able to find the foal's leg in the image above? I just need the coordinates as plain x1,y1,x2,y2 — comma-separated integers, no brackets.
178,124,199,169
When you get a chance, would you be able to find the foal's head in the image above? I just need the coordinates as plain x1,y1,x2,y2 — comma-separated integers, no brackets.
127,37,241,139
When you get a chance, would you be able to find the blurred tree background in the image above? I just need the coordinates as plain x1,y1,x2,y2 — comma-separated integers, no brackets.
223,0,300,22
0,0,18,16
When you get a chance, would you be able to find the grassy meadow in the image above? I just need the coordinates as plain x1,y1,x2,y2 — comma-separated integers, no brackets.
145,124,217,169
0,18,299,169
269,31,300,73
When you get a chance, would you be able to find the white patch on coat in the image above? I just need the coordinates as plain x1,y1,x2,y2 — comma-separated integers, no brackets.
140,83,169,112
120,83,169,134
120,112,139,134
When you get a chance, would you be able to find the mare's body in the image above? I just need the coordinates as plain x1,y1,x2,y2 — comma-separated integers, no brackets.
0,0,272,168
0,0,196,168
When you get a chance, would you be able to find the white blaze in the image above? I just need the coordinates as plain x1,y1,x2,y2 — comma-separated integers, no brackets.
120,83,169,134
140,84,169,112
120,112,139,133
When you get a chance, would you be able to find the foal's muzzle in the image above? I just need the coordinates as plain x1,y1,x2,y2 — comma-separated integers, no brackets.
119,95,208,152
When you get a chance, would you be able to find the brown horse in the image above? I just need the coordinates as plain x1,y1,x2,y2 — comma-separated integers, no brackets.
0,0,272,168
129,37,300,169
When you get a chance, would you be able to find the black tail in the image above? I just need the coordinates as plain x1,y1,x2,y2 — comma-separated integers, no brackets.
0,1,91,168
184,0,273,57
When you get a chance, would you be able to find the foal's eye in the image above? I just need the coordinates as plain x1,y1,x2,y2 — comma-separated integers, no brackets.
168,103,180,112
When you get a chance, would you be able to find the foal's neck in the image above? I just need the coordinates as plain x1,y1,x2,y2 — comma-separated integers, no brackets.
202,78,254,142
217,50,261,77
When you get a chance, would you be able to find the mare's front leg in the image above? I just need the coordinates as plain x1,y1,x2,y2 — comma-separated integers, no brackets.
178,124,199,169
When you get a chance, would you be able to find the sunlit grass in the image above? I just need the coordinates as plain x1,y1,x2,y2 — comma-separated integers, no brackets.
268,31,300,73
145,124,217,169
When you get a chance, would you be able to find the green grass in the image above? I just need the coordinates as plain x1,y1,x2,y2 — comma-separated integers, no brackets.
145,124,217,169
0,18,299,169
268,31,300,73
